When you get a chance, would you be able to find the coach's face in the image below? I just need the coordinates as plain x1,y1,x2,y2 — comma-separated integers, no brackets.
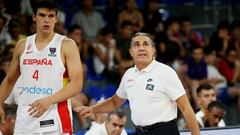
129,35,155,70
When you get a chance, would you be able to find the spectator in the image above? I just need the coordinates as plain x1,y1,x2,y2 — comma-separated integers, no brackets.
20,0,33,16
67,24,88,62
209,21,230,58
103,0,121,33
118,0,144,32
217,47,240,124
165,16,185,59
198,101,225,128
204,47,227,91
0,14,11,46
217,48,240,86
155,16,184,64
229,20,240,58
85,109,128,135
141,0,162,34
180,15,204,57
55,9,67,35
8,18,26,46
195,83,225,127
92,27,121,84
71,0,105,41
184,46,208,105
115,21,134,75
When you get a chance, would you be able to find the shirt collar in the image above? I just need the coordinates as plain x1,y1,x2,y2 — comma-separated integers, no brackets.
134,59,156,73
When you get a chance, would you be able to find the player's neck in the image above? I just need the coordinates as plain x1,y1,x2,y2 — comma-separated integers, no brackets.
35,32,55,51
36,32,55,43
36,32,55,41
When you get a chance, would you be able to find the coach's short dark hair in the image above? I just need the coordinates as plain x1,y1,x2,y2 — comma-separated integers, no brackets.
33,0,58,15
130,32,155,47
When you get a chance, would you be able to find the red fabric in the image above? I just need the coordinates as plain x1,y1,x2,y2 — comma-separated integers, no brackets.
58,101,72,133
63,70,69,78
191,32,202,46
218,59,234,82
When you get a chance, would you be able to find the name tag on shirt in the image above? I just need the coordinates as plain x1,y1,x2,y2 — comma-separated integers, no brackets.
146,84,154,91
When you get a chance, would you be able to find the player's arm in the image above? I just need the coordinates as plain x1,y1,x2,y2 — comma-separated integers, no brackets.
177,94,200,135
50,38,83,103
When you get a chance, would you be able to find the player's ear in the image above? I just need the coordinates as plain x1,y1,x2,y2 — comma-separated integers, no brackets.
55,15,58,24
32,15,36,22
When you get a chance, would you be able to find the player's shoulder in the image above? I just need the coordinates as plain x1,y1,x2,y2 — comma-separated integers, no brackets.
15,38,27,54
62,37,76,45
61,37,78,50
16,38,27,46
60,37,79,58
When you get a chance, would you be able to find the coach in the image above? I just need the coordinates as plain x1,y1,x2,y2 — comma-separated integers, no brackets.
75,32,200,135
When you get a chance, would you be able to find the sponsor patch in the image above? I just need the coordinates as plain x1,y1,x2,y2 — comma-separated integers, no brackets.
48,47,56,57
40,119,54,128
146,84,154,91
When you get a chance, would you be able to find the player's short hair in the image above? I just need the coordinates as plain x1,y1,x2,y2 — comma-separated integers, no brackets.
33,0,58,15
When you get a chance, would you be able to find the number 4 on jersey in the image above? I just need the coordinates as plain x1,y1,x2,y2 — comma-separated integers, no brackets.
33,70,39,81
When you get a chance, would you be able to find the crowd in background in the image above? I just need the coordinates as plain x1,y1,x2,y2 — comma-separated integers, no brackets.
0,0,240,134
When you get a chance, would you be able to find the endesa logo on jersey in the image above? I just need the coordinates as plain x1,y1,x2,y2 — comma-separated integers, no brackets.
21,86,53,95
23,58,52,66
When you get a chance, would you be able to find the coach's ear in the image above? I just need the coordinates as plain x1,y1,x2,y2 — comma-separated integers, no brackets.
129,47,134,58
